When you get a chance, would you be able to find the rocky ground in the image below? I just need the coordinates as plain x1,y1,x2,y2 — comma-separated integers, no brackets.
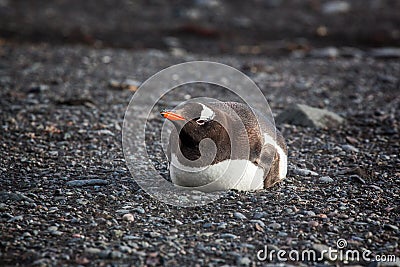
1,0,400,266
0,42,399,266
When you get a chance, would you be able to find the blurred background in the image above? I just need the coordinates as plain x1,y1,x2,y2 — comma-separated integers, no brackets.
1,0,399,56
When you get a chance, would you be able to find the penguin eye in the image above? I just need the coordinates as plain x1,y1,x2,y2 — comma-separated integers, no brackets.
196,119,206,125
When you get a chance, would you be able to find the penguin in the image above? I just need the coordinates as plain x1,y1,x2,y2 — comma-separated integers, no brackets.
161,101,287,192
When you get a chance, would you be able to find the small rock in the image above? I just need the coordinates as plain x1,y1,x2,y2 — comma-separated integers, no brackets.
236,256,252,266
201,232,214,237
116,209,130,214
109,78,141,91
203,222,213,228
308,221,319,227
50,230,63,236
293,167,319,176
122,213,134,222
217,222,227,229
47,226,58,232
304,210,316,216
77,198,89,205
318,214,328,219
233,212,247,220
66,179,108,187
383,224,399,231
277,231,288,237
345,136,359,144
319,176,334,183
8,215,23,222
110,251,124,259
341,144,359,153
147,231,161,238
102,55,111,64
97,129,115,136
99,250,111,259
370,47,400,58
322,1,351,14
276,104,345,129
370,185,383,192
134,207,145,214
268,222,281,230
0,191,34,203
112,230,124,238
119,245,132,254
220,233,238,239
250,219,266,228
310,47,339,58
85,247,101,254
350,175,366,184
253,212,268,219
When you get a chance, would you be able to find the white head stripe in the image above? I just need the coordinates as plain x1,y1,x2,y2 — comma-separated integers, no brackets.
199,103,215,120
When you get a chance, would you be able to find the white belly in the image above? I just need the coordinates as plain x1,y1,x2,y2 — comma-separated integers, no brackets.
170,154,264,192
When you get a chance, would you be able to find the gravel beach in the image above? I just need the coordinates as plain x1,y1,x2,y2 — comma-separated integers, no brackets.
1,0,399,266
1,43,399,266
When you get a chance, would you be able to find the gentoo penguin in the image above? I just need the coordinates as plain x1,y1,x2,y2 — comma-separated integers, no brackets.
161,101,287,192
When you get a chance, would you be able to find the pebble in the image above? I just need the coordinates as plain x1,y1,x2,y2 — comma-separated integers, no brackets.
369,185,383,192
0,191,34,203
319,176,334,183
370,47,400,58
66,179,109,187
116,209,130,214
110,250,124,259
50,230,63,236
147,231,161,238
233,212,247,220
383,224,399,231
277,231,288,237
134,207,145,214
253,212,268,219
122,213,134,222
250,219,265,228
217,222,227,229
304,211,316,216
293,167,319,177
322,1,351,14
203,222,213,228
308,221,319,227
341,144,359,153
350,175,366,184
109,78,141,91
310,47,339,58
47,226,58,231
8,215,23,222
119,245,132,254
236,256,252,266
85,247,101,254
268,222,281,230
220,233,238,239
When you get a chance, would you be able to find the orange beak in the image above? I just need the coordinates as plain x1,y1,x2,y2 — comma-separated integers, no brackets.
160,111,186,121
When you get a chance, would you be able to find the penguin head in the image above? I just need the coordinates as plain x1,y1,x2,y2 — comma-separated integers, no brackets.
161,102,228,144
